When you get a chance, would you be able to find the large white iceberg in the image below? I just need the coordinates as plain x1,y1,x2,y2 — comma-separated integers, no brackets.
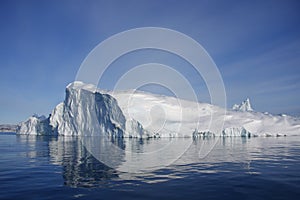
49,82,148,137
17,81,300,137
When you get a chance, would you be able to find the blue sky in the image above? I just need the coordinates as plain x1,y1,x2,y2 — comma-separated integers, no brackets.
0,0,300,124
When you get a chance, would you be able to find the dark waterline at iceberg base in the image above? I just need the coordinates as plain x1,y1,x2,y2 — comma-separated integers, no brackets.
0,133,300,200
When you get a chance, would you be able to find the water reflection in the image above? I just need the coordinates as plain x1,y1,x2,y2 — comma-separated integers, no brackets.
82,135,193,173
16,135,55,159
16,134,300,188
48,137,118,187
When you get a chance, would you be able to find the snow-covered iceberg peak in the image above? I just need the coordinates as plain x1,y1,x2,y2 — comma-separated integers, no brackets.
232,98,253,112
66,81,97,92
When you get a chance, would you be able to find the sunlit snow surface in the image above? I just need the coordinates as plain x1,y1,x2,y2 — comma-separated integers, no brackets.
106,84,300,137
18,81,300,137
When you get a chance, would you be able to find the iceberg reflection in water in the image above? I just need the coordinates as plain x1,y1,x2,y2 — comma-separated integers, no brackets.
81,134,194,173
48,136,118,187
15,134,300,190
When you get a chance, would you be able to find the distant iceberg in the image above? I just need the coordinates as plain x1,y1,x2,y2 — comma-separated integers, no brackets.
17,81,300,137
18,114,52,135
232,98,253,112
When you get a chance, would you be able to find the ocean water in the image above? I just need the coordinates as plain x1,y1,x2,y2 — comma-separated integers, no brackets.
0,133,300,200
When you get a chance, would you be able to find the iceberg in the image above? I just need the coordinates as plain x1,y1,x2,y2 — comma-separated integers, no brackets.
18,114,52,135
18,82,148,137
49,82,149,137
17,81,300,137
232,98,253,112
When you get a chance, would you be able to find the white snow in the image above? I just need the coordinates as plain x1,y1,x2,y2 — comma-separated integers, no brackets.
17,81,300,137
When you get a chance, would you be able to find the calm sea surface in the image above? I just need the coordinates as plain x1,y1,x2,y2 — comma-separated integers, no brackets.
0,133,300,200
